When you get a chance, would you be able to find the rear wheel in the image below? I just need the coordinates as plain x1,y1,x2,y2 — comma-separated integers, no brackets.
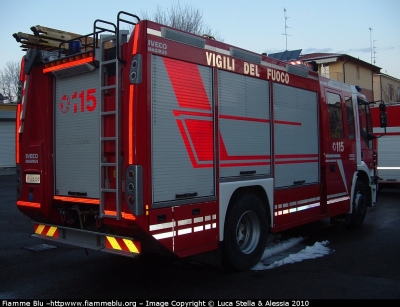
348,180,367,229
222,194,268,271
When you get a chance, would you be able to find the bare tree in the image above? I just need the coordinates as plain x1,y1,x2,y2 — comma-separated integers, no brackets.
0,61,20,103
141,1,222,41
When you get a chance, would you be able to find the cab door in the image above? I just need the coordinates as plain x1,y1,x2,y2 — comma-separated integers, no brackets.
358,100,375,171
324,91,357,216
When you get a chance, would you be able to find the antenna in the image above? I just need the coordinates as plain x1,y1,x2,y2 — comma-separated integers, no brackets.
282,8,291,50
373,40,377,65
369,27,373,64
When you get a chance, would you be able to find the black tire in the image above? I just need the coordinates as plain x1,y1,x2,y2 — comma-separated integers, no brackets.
222,194,268,271
348,180,367,229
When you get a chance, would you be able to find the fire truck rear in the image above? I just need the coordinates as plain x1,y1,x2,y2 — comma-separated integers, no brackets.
13,11,383,271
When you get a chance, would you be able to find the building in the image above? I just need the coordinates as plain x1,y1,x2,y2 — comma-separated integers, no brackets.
0,104,17,168
299,53,381,102
373,73,400,104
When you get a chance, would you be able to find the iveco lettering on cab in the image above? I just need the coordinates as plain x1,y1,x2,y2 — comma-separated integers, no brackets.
148,39,167,55
12,11,387,271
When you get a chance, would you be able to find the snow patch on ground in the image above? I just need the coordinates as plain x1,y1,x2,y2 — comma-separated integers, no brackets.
252,237,334,270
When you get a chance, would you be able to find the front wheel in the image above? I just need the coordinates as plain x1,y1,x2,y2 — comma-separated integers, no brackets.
348,180,367,229
222,194,268,271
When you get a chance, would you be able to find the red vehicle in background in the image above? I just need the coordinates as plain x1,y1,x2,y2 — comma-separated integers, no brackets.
371,102,400,190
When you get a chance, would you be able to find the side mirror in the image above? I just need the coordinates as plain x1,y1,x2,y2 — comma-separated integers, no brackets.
380,111,388,128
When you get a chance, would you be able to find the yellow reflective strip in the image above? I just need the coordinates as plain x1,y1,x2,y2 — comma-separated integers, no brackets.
123,239,139,253
36,224,45,234
106,236,122,250
47,226,58,237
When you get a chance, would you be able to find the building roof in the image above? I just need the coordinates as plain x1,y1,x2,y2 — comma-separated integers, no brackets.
373,73,400,82
299,52,381,71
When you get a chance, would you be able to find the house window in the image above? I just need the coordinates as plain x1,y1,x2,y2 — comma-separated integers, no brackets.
322,64,329,78
388,84,394,101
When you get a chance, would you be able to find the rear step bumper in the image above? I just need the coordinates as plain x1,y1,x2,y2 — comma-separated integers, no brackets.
31,222,141,258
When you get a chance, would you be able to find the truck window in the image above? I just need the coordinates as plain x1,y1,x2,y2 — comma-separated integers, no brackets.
345,96,355,140
327,92,344,139
358,98,373,149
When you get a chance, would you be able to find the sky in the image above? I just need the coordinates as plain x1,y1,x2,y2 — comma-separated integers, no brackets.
1,0,399,79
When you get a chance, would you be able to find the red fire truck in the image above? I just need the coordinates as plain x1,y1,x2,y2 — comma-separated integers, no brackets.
371,102,400,190
13,12,383,270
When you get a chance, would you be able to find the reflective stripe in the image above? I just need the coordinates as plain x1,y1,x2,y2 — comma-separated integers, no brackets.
17,201,40,208
378,167,400,170
178,219,192,226
326,154,340,158
327,192,348,199
275,196,321,216
34,224,58,237
103,210,136,220
122,239,140,253
128,85,134,164
298,197,320,205
47,226,58,237
374,127,400,133
275,197,320,210
327,196,350,204
274,194,350,216
193,217,203,223
43,57,94,73
178,228,192,235
275,202,320,216
149,222,175,231
153,231,175,240
150,214,217,240
54,196,99,205
105,236,140,253
194,225,203,232
147,28,161,37
35,224,45,234
106,236,122,250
